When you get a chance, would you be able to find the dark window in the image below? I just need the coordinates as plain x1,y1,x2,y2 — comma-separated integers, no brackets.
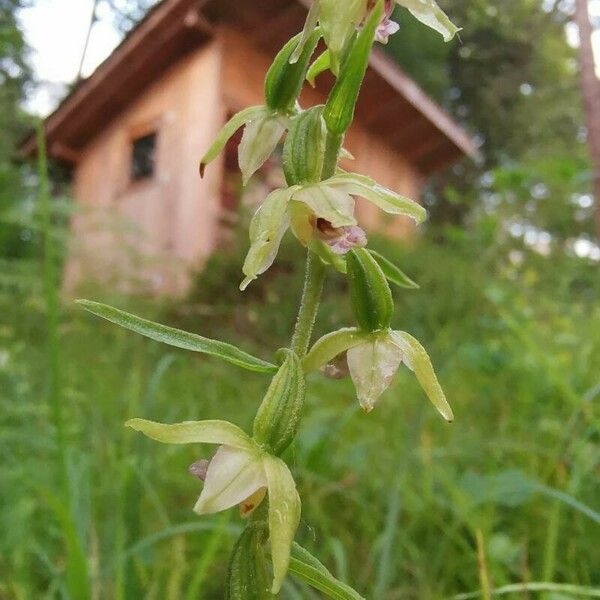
131,132,157,181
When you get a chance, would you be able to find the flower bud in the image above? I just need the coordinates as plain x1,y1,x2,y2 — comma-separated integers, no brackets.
264,29,321,113
346,247,393,331
283,106,327,185
226,523,272,600
323,1,382,134
253,349,305,456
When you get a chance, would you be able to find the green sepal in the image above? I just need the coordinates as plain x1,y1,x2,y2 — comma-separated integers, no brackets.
303,327,371,373
265,29,321,112
283,106,327,185
323,1,382,135
306,50,331,86
253,349,305,456
288,542,366,600
76,300,277,373
367,250,419,289
346,248,393,331
226,523,273,600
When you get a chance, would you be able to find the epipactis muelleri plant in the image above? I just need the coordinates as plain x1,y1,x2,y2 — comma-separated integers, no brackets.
78,1,459,596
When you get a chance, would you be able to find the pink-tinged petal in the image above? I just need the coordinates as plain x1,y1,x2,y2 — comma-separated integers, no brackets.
376,17,400,43
315,219,367,255
347,337,403,412
189,459,210,481
193,446,267,516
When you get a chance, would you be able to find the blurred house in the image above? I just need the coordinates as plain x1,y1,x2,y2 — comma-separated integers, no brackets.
22,0,476,294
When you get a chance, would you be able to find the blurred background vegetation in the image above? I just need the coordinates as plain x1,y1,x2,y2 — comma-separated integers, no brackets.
1,0,599,598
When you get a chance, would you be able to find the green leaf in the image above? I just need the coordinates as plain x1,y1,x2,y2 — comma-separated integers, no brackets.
200,106,266,176
390,331,454,421
125,418,255,450
288,543,365,600
263,455,301,594
368,250,419,289
76,300,277,373
303,327,371,373
326,172,427,223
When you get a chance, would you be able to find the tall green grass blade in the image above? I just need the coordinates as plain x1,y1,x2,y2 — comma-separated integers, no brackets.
371,474,401,598
184,513,231,600
288,543,365,600
453,583,600,599
76,300,277,373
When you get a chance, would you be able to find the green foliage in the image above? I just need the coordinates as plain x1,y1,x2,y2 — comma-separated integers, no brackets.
2,224,598,597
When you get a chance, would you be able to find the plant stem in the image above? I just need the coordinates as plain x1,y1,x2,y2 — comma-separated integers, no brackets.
322,131,343,180
290,129,343,357
291,250,326,357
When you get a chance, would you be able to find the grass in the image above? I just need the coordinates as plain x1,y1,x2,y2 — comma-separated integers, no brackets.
0,220,599,598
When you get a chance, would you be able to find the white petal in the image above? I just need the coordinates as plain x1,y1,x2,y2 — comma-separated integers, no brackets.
293,184,357,228
239,113,287,184
193,446,267,515
263,455,301,594
347,336,403,412
390,331,454,421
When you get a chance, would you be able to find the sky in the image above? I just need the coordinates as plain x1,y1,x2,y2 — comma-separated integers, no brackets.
18,0,125,115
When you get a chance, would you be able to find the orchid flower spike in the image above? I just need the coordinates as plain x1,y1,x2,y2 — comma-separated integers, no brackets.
294,0,458,71
303,327,454,419
240,171,426,290
126,418,300,594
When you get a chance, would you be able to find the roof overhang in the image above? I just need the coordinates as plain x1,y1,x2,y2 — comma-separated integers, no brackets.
22,0,479,174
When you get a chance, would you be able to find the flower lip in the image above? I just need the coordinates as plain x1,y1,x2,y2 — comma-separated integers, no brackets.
315,218,367,254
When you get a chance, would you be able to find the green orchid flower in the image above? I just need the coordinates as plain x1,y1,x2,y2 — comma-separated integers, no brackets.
240,172,427,290
126,418,300,594
294,0,459,70
303,327,454,419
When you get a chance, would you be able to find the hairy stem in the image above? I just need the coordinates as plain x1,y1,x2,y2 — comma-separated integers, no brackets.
322,131,343,180
291,250,326,357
